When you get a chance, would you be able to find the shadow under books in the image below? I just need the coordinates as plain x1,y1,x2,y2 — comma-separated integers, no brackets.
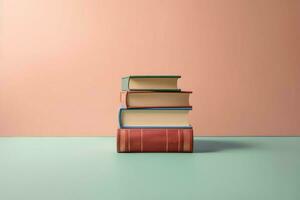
193,138,255,153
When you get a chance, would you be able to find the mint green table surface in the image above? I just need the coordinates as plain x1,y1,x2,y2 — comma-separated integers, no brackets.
0,137,300,200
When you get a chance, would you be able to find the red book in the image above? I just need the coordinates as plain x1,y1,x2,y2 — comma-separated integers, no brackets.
117,128,193,153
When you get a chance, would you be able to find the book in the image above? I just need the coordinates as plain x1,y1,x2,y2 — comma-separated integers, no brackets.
121,75,181,91
118,108,192,128
120,91,192,108
117,128,193,152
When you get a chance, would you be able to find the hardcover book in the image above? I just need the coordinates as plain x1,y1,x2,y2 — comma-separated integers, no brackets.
117,128,193,152
120,91,192,108
118,108,192,128
121,75,181,91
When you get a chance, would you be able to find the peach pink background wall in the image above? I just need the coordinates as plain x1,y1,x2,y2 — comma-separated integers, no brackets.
1,0,300,136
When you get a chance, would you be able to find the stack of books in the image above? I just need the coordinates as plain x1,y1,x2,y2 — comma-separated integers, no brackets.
117,75,193,153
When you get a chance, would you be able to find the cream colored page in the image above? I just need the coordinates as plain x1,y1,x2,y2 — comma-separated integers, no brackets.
128,93,189,107
122,110,189,126
129,78,178,89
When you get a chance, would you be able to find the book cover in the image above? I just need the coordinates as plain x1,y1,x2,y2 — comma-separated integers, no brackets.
117,128,193,152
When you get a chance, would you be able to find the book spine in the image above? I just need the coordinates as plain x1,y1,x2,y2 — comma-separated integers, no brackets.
118,109,123,128
117,128,193,153
121,77,130,91
120,91,128,108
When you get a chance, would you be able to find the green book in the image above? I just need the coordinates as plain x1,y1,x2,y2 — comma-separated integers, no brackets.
121,75,181,91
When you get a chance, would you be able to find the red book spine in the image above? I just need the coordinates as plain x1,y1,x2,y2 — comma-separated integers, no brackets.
117,128,193,153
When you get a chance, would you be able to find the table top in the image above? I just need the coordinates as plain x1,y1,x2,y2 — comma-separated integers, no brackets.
0,137,299,200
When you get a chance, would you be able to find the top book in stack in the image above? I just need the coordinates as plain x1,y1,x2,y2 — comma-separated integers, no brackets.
122,75,181,91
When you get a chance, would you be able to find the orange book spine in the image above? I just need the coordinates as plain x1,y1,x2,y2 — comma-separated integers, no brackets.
120,91,128,108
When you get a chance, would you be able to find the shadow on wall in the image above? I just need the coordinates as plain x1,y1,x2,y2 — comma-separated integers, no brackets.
193,138,255,153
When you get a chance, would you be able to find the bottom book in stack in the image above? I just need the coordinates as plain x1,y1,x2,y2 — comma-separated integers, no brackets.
117,128,193,152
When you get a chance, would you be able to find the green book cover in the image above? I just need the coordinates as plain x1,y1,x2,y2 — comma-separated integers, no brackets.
123,75,181,79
